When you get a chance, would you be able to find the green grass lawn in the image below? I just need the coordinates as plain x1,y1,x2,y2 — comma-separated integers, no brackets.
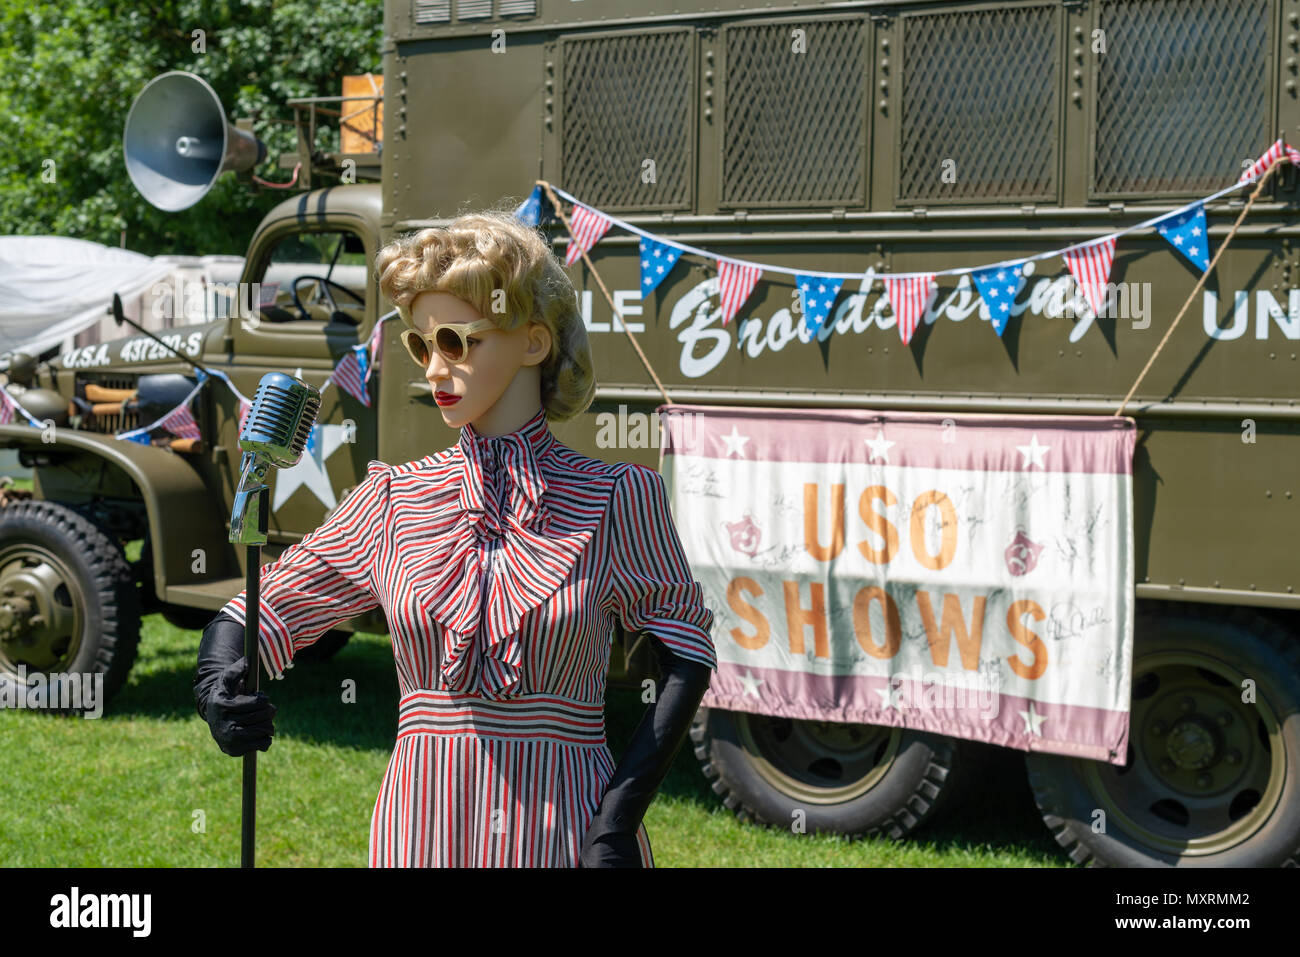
0,519,1071,867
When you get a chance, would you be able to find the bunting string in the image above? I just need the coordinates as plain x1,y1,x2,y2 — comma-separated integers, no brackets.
518,137,1300,354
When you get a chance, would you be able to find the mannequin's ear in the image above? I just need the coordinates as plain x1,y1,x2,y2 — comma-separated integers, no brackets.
521,320,552,367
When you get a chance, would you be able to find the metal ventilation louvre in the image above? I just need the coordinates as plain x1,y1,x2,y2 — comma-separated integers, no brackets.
560,29,695,212
897,4,1058,204
499,0,536,14
413,0,451,23
1092,0,1271,196
456,0,492,20
721,17,868,208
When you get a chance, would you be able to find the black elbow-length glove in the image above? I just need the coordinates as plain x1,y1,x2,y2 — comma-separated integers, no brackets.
193,611,277,757
580,632,712,867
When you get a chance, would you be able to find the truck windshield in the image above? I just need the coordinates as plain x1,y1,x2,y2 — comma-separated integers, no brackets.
258,229,368,325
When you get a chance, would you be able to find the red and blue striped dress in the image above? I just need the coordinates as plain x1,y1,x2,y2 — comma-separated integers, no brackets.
220,406,716,867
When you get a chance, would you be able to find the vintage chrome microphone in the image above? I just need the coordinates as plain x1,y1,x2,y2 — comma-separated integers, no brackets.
230,372,321,868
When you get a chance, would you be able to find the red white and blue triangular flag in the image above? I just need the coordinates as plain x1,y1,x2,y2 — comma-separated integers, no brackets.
122,431,153,446
514,184,553,227
882,274,937,345
564,204,613,266
718,259,762,326
639,236,684,295
158,400,201,441
971,263,1026,337
795,273,844,335
0,388,15,426
237,398,252,438
1155,203,1209,272
332,343,371,407
1063,237,1116,318
1240,138,1300,182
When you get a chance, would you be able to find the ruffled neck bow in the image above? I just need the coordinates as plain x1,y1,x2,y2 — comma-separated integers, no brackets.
393,406,620,700
457,406,555,541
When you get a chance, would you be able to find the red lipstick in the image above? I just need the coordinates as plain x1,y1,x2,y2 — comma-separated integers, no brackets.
435,391,461,407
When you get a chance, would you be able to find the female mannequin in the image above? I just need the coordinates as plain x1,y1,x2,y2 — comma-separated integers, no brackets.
193,208,716,867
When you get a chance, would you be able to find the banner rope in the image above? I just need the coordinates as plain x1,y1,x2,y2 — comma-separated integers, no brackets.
1114,158,1285,417
536,179,675,407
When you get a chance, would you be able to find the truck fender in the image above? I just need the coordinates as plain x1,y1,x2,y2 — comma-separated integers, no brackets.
0,425,236,593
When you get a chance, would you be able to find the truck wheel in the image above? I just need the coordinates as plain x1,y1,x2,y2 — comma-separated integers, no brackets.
1025,603,1300,867
690,707,969,838
0,500,141,712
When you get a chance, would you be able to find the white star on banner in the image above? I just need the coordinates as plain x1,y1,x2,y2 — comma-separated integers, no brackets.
1019,702,1048,736
720,425,751,458
271,423,352,512
875,682,905,712
864,429,895,464
737,671,765,698
1016,434,1051,470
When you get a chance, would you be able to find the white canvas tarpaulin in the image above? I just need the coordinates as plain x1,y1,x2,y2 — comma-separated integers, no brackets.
0,236,178,357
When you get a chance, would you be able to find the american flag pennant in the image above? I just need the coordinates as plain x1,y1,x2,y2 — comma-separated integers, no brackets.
563,203,613,266
882,274,937,345
718,259,763,326
237,398,252,438
332,343,372,407
121,431,152,446
0,388,15,426
1155,203,1209,272
1240,138,1300,182
639,236,684,295
795,273,844,336
157,400,201,441
971,263,1027,337
1062,237,1117,318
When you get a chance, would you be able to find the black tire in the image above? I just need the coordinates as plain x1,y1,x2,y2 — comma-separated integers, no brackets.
1025,602,1300,867
690,706,972,838
292,628,351,662
0,500,141,712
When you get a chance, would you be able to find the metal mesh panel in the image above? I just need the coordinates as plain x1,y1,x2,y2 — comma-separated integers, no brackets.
898,5,1058,203
561,30,694,211
721,18,867,207
1093,0,1272,195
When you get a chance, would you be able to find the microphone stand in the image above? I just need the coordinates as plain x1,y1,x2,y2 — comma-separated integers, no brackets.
231,453,273,868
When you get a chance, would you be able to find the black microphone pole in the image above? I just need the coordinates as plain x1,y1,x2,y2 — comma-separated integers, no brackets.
242,487,268,869
229,372,322,868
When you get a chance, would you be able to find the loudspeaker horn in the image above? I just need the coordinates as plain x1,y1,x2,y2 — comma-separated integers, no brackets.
123,70,266,212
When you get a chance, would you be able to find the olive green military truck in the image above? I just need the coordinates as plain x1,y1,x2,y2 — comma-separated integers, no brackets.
1,0,1297,867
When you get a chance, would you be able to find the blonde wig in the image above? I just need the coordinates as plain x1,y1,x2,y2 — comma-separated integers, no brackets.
374,204,596,422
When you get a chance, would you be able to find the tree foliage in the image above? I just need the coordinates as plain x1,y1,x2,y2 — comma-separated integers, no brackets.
0,0,384,255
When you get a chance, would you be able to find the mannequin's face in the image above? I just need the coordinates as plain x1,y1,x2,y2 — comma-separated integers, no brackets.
409,290,552,433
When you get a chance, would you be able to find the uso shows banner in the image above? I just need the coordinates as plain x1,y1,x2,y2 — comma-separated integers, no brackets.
659,405,1137,765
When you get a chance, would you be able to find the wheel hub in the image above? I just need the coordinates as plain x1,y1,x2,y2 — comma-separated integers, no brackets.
1164,715,1220,771
1083,652,1284,857
738,713,902,805
0,548,81,673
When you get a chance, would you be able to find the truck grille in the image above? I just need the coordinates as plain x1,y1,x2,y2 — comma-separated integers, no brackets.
1093,0,1271,196
77,374,141,435
721,16,868,208
561,28,695,212
898,4,1058,204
